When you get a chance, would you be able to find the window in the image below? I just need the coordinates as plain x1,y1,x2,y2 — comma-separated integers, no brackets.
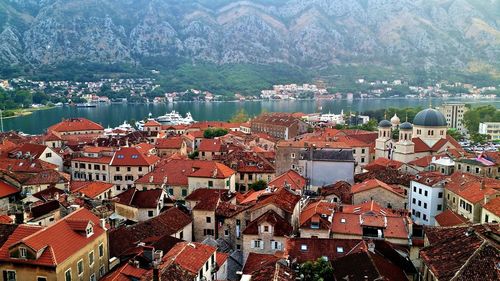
438,192,443,198
99,243,104,258
240,174,244,180
148,210,154,217
291,153,296,159
418,200,421,206
301,244,308,251
65,269,72,281
336,247,344,253
252,240,262,248
116,167,120,171
424,190,428,196
208,181,213,187
86,225,94,237
45,152,52,158
263,225,269,232
206,217,211,223
413,186,416,192
224,229,229,236
271,241,281,250
226,180,230,187
19,247,27,258
180,231,184,240
181,189,187,197
418,188,422,194
203,229,214,236
89,251,94,266
127,167,131,172
485,214,489,223
424,203,427,209
423,214,427,221
340,218,346,223
361,148,366,154
248,174,253,181
168,188,173,196
412,198,416,204
90,274,96,281
138,167,142,172
5,270,16,281
437,204,442,211
37,277,47,281
78,259,84,275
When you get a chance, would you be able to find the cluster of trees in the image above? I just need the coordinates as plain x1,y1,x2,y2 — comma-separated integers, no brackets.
203,128,229,139
463,105,500,144
0,88,66,116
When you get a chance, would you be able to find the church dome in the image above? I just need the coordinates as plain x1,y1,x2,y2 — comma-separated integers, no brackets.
378,120,392,128
399,122,413,130
413,108,447,127
390,113,400,125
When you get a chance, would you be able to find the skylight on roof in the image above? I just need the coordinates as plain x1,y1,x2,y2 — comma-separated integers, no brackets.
117,155,124,159
131,155,138,159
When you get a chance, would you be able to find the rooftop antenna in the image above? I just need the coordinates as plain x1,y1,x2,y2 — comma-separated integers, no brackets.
405,111,408,122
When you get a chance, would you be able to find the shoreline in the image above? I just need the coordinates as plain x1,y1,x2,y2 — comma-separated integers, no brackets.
3,106,56,120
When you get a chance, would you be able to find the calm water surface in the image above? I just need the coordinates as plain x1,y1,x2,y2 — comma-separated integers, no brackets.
4,98,500,134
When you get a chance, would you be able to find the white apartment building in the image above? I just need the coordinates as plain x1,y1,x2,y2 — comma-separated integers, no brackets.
479,122,500,140
409,173,446,225
439,103,467,134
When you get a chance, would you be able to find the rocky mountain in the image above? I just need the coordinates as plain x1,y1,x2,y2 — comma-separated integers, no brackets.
0,0,499,72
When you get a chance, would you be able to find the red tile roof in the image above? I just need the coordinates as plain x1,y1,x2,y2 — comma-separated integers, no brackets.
0,181,19,198
284,238,363,263
162,242,216,274
111,147,160,166
243,209,293,236
483,197,500,217
143,120,161,127
108,207,191,258
420,224,499,281
8,143,49,159
269,170,307,192
72,156,112,164
216,252,229,268
364,158,404,171
101,262,148,281
136,159,234,186
251,187,301,215
299,200,336,229
198,139,225,152
242,252,281,274
71,181,113,198
413,171,447,185
320,181,352,204
48,118,104,133
408,154,446,168
0,215,13,224
331,201,410,240
156,137,184,149
444,172,500,204
351,179,405,198
114,188,165,209
0,208,105,266
434,209,469,227
24,170,69,186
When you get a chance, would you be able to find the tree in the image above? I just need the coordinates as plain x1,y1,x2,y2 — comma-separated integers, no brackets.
463,105,499,132
230,108,249,123
249,180,267,191
299,258,334,281
447,129,462,141
470,133,489,144
203,128,228,139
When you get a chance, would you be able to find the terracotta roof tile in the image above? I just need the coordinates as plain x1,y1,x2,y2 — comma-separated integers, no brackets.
0,208,104,266
434,209,469,227
111,147,160,166
198,139,225,152
483,197,500,217
242,252,280,274
269,170,306,192
0,181,19,198
72,181,113,199
156,137,184,149
108,207,192,258
162,242,216,274
251,187,300,215
284,238,363,263
48,118,104,133
243,210,292,236
351,179,405,198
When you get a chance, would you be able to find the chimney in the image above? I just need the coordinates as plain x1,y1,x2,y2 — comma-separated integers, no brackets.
367,240,375,253
100,218,107,231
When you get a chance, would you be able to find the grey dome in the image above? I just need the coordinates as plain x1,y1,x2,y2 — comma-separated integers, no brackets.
378,120,392,128
400,122,413,130
413,108,447,127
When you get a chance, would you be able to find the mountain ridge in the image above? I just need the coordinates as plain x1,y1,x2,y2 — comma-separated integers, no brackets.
0,0,499,77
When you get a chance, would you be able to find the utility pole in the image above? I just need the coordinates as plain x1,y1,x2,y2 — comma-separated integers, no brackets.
0,109,4,132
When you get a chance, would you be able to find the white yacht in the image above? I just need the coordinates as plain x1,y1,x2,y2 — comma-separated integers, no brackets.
156,110,195,125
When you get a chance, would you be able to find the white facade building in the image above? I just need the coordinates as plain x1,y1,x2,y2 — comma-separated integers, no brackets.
479,122,500,140
409,174,446,225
